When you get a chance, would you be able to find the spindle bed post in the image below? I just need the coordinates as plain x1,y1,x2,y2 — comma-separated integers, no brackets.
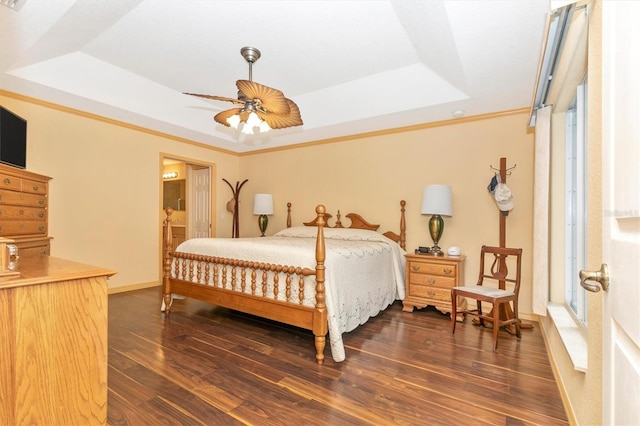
163,207,174,312
313,204,328,364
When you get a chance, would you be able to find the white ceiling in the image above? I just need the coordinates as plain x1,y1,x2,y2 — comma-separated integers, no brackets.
0,0,553,153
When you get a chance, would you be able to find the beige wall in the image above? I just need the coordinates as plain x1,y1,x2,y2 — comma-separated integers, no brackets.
0,92,240,290
239,111,537,315
0,93,537,314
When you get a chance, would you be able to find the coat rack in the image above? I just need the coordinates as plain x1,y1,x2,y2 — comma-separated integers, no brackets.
223,178,248,238
485,157,532,333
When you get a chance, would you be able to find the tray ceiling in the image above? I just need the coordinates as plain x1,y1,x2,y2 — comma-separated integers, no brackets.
0,0,553,153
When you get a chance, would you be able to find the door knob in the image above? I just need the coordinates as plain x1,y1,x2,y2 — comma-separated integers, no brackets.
579,263,610,292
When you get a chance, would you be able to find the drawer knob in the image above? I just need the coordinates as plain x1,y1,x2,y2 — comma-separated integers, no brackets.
39,199,45,206
427,291,436,297
427,278,436,285
411,265,420,272
19,209,24,215
38,212,44,218
39,226,45,232
3,178,10,185
32,185,39,191
443,268,453,275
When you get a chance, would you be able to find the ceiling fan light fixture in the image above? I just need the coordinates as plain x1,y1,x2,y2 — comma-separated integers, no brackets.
186,46,302,135
246,111,262,128
259,120,271,133
226,114,241,129
241,123,254,135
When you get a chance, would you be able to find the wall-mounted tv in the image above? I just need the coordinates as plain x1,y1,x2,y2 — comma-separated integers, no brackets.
0,106,27,169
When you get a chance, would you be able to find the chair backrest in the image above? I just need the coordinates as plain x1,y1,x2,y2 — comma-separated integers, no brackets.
477,245,523,294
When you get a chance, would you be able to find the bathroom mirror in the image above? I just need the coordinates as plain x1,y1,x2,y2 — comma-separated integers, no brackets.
163,179,186,210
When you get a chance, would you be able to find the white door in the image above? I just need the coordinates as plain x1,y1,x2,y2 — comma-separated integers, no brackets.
600,2,640,423
191,167,211,238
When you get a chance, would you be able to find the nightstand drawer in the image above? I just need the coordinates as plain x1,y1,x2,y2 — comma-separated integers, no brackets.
408,272,456,288
409,285,452,302
407,261,457,277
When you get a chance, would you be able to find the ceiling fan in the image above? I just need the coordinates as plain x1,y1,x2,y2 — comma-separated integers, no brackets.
184,46,303,135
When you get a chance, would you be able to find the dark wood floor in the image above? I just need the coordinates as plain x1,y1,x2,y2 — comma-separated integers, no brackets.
107,287,568,425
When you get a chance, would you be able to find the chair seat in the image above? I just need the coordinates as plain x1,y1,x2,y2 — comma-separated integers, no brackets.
453,285,514,298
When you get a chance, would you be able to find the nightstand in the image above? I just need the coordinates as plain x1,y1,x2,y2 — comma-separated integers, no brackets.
403,253,467,321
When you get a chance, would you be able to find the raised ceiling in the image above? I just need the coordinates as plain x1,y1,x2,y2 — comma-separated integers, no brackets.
0,0,553,153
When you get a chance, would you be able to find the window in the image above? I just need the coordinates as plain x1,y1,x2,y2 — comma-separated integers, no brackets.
565,81,588,324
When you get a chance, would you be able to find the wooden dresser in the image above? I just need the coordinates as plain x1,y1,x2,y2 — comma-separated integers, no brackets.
0,254,115,426
0,164,52,255
403,253,467,321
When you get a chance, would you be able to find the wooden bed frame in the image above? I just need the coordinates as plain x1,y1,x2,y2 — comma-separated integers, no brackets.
162,200,406,365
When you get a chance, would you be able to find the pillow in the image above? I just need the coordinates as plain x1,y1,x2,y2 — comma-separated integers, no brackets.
275,226,391,243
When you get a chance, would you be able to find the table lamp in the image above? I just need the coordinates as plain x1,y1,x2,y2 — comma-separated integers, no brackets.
421,185,452,256
253,194,274,237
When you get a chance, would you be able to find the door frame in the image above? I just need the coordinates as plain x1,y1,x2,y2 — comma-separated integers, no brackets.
159,153,216,281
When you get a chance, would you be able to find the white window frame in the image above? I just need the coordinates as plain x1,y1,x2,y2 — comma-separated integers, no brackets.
564,81,588,324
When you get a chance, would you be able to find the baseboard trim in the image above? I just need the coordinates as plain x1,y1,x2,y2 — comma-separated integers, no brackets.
108,281,160,295
539,315,579,426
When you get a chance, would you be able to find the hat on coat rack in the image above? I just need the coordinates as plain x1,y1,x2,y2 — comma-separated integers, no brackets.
487,174,499,194
494,182,514,211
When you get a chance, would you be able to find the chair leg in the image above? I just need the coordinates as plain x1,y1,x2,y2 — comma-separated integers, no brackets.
451,290,457,334
492,302,500,351
477,300,485,327
513,300,522,339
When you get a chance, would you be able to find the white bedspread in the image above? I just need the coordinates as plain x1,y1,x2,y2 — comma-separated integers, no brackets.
174,226,406,362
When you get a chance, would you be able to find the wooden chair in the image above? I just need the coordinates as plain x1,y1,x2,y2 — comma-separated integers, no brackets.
450,245,523,350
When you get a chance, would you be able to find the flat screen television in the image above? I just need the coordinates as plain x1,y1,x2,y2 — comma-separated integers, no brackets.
0,106,27,169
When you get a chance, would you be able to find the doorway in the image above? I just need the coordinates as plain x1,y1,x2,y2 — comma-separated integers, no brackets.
161,155,216,250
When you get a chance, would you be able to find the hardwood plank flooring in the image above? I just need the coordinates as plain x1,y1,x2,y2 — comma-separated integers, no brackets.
108,287,568,425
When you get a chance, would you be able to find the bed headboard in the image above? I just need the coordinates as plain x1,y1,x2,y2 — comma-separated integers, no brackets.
301,200,406,250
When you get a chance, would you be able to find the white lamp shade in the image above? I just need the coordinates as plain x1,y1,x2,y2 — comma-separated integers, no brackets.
253,194,274,215
421,185,452,216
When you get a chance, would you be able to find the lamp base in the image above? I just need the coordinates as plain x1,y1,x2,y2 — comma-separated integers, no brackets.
258,214,268,237
428,245,445,256
428,214,445,256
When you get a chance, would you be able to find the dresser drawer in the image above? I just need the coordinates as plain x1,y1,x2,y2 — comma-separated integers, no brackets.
21,178,47,195
407,261,458,277
408,272,456,288
0,189,47,207
15,241,50,256
13,237,52,256
0,205,46,220
0,173,22,191
0,220,47,237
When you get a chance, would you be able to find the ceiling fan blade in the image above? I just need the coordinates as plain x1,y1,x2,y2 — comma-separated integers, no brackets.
236,80,290,115
258,99,303,129
184,92,245,105
214,108,243,127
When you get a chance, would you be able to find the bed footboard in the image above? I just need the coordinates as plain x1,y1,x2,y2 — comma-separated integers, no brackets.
162,205,329,365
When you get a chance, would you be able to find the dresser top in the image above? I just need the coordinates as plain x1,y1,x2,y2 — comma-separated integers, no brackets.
0,254,115,289
0,163,51,182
